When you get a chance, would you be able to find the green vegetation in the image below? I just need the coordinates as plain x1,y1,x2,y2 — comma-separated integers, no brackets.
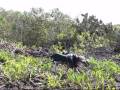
0,7,119,52
0,50,13,63
0,7,120,89
0,51,119,89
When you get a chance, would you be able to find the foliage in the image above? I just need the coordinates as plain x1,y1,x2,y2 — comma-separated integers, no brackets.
0,50,13,63
0,50,119,89
3,56,40,80
89,58,120,89
0,7,118,52
0,7,120,89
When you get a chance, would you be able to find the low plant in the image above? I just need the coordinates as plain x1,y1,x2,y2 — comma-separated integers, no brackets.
47,73,62,88
0,50,120,89
0,50,13,63
89,57,120,89
3,55,40,81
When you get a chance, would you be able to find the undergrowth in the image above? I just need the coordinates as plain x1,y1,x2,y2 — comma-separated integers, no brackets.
0,51,120,89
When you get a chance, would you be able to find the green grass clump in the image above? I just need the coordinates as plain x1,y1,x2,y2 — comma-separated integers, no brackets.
89,57,120,89
67,69,91,89
0,50,13,63
47,73,62,88
3,56,40,80
38,57,52,71
1,51,52,82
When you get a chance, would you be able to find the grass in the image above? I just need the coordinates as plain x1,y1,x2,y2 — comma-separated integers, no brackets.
0,50,13,63
0,51,120,89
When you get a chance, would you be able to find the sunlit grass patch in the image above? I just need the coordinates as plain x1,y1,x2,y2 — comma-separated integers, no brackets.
89,57,120,74
67,69,91,89
3,56,40,80
89,57,120,89
0,50,13,63
38,57,52,71
47,73,62,88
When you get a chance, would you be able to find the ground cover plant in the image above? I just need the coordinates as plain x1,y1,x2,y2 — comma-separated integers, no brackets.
0,50,120,89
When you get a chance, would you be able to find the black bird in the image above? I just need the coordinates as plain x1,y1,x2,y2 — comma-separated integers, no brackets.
50,53,89,73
